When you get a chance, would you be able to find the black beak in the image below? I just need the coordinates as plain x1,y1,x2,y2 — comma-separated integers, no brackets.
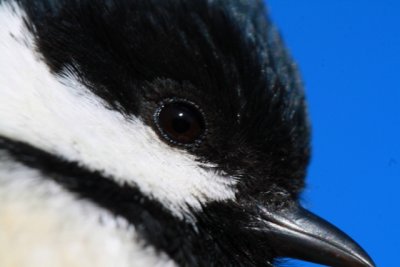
254,204,375,267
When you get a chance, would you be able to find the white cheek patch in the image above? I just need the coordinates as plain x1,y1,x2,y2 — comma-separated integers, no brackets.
0,2,236,218
0,156,177,267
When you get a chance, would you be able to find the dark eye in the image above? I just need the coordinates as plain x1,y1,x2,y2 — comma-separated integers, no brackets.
154,99,206,146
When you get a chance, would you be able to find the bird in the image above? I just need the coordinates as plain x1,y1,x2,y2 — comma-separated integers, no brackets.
0,0,375,267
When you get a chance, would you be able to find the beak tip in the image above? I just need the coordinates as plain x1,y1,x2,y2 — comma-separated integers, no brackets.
337,233,375,267
257,204,376,267
355,252,376,267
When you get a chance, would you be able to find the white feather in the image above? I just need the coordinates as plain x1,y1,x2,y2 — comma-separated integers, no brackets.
0,2,236,219
0,153,177,267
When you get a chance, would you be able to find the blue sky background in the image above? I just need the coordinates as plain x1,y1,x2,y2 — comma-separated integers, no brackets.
266,1,399,266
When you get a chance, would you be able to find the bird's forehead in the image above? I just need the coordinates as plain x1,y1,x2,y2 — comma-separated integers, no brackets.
0,0,310,216
23,0,309,155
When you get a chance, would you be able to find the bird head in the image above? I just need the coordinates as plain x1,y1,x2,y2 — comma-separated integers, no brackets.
0,0,374,266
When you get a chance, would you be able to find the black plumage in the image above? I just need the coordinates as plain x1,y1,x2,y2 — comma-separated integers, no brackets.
0,0,374,266
19,0,310,200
